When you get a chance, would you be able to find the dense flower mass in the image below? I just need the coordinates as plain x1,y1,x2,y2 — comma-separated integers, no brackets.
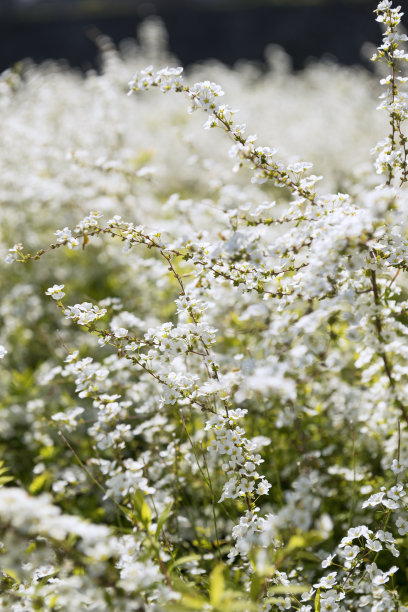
1,1,408,610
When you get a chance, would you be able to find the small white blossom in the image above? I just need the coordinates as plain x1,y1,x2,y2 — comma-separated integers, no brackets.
5,243,23,264
113,328,128,339
314,572,337,589
45,284,65,300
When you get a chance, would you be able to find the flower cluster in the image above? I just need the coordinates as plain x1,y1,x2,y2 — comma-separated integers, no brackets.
1,2,408,610
205,408,271,505
372,1,408,185
63,302,107,326
128,65,184,94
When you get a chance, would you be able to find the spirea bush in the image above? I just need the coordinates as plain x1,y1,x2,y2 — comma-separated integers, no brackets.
1,1,408,609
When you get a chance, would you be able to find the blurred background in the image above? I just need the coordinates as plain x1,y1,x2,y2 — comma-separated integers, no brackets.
1,0,406,73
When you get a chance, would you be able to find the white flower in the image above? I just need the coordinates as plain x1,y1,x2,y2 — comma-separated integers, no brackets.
189,81,224,112
362,491,385,508
377,0,392,10
314,572,337,589
55,227,79,249
65,350,79,363
0,345,7,359
155,66,184,92
125,342,138,351
287,161,313,173
5,243,23,264
64,302,107,326
365,538,382,552
118,559,161,591
382,497,400,509
391,458,408,474
396,517,408,535
256,480,272,496
321,553,336,568
51,407,84,431
45,284,65,300
237,478,254,495
113,328,128,339
342,545,359,562
128,65,154,93
55,227,72,242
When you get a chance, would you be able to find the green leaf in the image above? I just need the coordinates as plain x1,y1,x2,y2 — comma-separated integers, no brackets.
47,594,58,609
155,501,173,541
0,475,13,487
29,472,51,494
286,534,307,552
267,585,308,594
25,541,37,554
132,489,152,528
39,446,58,460
0,461,12,487
180,594,210,610
315,588,321,612
141,501,151,527
249,573,264,601
168,554,201,572
117,504,137,523
3,568,20,584
210,564,225,607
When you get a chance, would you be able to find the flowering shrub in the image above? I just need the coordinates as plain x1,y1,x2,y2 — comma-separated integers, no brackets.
1,1,408,609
